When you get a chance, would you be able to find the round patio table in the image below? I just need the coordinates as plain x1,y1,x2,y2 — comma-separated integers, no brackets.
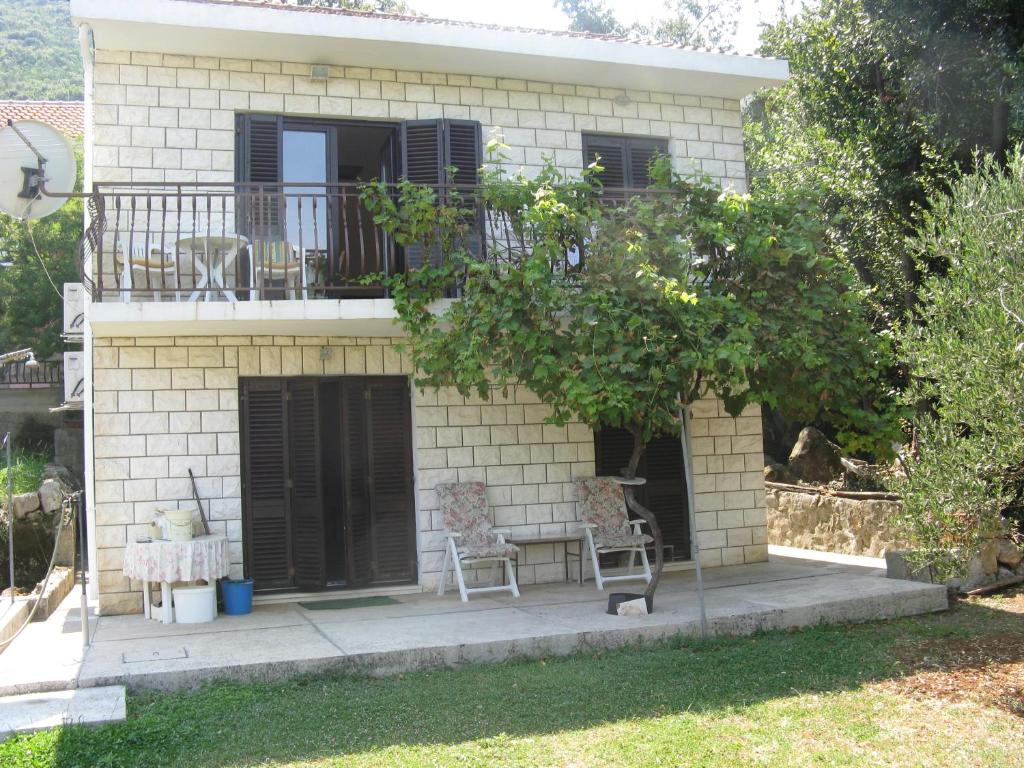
123,534,230,624
176,234,248,303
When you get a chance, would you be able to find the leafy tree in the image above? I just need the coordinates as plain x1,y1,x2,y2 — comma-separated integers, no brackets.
0,0,82,100
749,0,1024,318
890,149,1024,580
0,153,83,359
362,148,895,597
556,0,739,50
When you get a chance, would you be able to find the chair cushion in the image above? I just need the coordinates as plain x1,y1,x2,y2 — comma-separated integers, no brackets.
574,477,648,550
436,482,516,559
252,241,299,269
595,532,654,550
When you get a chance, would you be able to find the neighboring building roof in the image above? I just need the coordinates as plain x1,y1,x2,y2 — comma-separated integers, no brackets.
71,0,788,99
0,101,85,137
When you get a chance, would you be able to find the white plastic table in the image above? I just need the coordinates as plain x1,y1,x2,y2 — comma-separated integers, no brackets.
177,235,247,303
123,535,230,624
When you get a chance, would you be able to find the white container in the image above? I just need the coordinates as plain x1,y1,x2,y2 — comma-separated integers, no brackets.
164,509,195,541
172,584,216,623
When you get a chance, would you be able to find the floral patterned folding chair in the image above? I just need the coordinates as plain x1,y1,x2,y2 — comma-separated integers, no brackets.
436,482,521,602
573,477,653,591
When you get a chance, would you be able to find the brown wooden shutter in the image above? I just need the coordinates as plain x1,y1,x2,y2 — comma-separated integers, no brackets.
444,119,484,261
287,380,325,590
582,134,668,188
583,135,627,187
240,380,292,590
341,380,372,583
400,119,484,268
366,379,416,582
236,113,283,239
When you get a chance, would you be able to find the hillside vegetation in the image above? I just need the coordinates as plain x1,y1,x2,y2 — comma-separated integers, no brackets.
0,0,82,100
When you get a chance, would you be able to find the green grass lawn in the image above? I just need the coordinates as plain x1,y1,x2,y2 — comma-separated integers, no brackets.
3,591,1023,767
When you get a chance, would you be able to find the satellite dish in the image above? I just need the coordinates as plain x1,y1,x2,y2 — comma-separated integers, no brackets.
0,120,77,220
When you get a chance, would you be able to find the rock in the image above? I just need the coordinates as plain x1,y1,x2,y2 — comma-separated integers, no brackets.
12,492,40,518
963,539,1001,591
787,427,844,484
764,462,798,484
39,478,63,513
885,550,934,583
616,598,649,617
995,538,1023,568
41,463,81,493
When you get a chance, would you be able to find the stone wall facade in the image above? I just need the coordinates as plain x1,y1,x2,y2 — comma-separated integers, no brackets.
90,50,747,191
91,334,766,615
766,488,904,557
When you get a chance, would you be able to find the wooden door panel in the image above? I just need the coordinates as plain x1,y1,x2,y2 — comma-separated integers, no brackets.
240,380,292,590
366,380,416,583
288,380,325,590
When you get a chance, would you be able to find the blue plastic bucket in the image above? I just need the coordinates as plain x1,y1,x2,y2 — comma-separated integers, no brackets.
221,578,254,615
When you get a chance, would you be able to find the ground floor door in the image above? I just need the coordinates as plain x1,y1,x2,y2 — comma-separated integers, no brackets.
240,376,416,592
594,427,692,562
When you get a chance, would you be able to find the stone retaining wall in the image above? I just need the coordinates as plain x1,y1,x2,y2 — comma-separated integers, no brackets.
766,488,903,557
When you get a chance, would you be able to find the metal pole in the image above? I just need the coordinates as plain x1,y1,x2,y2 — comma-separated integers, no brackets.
678,401,708,639
6,432,13,606
76,493,89,648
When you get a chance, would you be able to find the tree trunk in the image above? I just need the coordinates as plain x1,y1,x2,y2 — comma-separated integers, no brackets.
621,424,664,601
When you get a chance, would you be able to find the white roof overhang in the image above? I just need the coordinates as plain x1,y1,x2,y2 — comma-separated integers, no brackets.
70,0,788,99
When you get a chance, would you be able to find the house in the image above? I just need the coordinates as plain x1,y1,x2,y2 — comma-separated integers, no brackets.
69,0,787,615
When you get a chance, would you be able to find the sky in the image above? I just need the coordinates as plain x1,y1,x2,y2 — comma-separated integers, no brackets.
414,1,798,55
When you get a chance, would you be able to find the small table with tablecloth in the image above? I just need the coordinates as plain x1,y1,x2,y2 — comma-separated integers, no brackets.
123,534,230,624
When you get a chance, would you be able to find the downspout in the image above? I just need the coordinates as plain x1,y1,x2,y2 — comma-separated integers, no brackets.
77,22,99,601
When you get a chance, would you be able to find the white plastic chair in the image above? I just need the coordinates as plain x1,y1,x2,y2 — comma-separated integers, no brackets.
115,242,179,302
436,482,520,602
574,477,653,591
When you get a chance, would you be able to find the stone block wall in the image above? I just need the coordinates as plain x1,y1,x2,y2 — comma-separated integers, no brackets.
90,50,748,191
90,334,766,614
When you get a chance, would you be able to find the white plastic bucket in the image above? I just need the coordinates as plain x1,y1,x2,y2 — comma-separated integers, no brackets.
164,508,194,541
172,584,216,623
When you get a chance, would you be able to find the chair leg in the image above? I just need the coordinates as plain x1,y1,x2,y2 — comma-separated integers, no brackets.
585,529,604,591
120,264,133,303
640,544,652,583
437,542,450,596
451,540,469,602
505,557,520,598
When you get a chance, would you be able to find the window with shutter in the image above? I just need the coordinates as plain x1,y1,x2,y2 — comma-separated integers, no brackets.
582,133,669,189
594,426,691,562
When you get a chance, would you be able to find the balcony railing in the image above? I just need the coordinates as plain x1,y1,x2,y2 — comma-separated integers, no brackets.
77,181,661,303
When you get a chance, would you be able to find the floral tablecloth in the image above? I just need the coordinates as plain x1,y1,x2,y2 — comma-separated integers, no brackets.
123,535,230,583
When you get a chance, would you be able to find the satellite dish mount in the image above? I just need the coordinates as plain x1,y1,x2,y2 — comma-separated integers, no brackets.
7,120,47,201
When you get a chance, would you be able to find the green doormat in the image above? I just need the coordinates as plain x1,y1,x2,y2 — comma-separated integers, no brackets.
299,596,400,610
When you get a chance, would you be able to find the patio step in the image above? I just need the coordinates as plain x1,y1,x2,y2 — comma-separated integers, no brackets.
0,686,126,739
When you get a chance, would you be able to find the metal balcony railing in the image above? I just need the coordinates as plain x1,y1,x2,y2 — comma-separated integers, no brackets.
76,181,663,303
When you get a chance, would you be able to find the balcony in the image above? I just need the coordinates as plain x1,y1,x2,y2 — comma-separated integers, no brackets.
77,181,657,336
80,182,438,304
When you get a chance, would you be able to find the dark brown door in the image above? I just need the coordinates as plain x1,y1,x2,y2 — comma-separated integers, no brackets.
241,376,416,592
340,378,416,586
594,427,691,562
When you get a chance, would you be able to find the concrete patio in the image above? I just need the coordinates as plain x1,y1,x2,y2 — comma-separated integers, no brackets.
0,551,947,695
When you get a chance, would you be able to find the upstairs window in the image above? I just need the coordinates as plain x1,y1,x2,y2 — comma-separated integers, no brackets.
582,134,669,189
